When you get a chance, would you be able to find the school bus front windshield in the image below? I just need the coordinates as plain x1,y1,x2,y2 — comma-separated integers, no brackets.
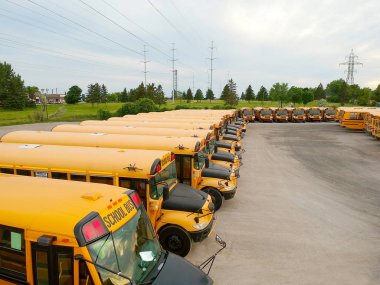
277,110,288,115
309,110,320,115
149,161,177,199
294,110,305,115
326,110,336,115
87,207,161,284
194,148,208,170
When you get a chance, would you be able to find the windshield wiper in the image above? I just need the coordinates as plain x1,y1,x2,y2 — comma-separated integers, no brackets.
94,232,111,264
74,254,136,285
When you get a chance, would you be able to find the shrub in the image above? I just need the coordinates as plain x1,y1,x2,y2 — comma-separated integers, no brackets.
115,102,139,116
135,98,159,113
97,109,112,120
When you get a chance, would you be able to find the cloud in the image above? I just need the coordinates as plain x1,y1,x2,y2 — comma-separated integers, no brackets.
0,0,379,95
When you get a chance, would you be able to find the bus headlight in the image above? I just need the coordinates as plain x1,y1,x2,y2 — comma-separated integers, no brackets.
193,222,208,230
224,185,235,191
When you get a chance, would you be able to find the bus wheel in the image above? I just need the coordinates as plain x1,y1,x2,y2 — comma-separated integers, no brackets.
159,225,192,257
203,187,223,211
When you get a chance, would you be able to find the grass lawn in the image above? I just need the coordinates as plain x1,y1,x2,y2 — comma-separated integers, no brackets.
0,100,342,127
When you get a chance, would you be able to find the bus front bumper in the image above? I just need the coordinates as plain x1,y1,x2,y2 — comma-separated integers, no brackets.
221,187,237,200
190,217,216,242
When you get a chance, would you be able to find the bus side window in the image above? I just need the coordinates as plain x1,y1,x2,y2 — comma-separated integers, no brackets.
0,168,14,174
57,251,73,285
183,156,192,185
70,174,87,182
89,176,114,185
349,113,357,120
79,261,94,285
16,169,32,176
119,178,147,206
52,172,68,180
0,226,26,283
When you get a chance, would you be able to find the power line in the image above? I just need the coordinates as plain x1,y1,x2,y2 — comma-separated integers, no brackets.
78,0,170,60
100,0,168,48
26,0,143,56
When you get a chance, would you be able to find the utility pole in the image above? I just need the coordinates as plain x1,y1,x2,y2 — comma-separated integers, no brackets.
340,49,363,85
192,73,195,94
170,43,178,103
142,45,150,87
208,41,216,91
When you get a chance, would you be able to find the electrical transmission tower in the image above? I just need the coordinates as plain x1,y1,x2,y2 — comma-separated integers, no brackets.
208,41,216,91
170,43,178,103
340,49,363,85
142,45,150,87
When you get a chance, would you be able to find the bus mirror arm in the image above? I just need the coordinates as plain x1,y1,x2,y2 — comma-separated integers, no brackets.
198,234,227,275
74,254,136,285
163,186,169,201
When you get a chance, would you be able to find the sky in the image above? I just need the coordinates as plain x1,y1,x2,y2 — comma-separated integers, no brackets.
0,0,379,97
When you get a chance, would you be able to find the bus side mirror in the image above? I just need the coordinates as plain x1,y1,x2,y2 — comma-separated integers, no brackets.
163,186,169,201
205,158,210,168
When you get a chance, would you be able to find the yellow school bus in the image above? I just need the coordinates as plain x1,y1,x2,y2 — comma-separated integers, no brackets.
2,132,237,211
259,108,274,122
307,107,322,122
240,107,255,122
52,125,242,155
273,108,290,122
323,108,336,121
0,143,215,257
373,113,380,139
0,174,213,285
81,120,214,130
339,109,368,130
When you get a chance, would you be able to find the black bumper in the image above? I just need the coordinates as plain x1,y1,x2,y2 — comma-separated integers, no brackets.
190,217,215,242
222,187,237,200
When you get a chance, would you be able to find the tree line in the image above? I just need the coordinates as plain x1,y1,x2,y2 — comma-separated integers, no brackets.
2,61,380,110
239,80,380,107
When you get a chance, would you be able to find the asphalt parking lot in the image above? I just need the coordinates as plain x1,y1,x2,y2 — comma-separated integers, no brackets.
1,122,380,284
187,122,380,285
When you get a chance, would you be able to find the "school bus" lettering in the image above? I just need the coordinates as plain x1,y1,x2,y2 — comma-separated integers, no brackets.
102,200,136,228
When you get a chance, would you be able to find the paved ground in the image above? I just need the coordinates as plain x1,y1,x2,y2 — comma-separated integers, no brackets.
1,122,380,284
187,122,380,285
0,122,77,137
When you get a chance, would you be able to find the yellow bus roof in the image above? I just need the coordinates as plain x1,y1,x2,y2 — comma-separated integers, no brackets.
0,142,170,178
52,124,212,139
108,117,223,128
0,174,132,238
2,131,203,156
80,120,213,130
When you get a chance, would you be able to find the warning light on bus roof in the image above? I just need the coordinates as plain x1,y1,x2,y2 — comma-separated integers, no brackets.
83,217,107,242
129,192,141,208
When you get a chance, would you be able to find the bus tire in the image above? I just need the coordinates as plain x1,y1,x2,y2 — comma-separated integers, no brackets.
159,225,192,257
202,187,223,211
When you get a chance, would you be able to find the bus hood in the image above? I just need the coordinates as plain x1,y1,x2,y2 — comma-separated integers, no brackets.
221,134,239,142
215,140,232,150
211,151,235,163
202,167,231,180
152,252,213,285
162,183,208,213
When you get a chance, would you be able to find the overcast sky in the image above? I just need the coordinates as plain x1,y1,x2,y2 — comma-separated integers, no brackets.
1,0,379,97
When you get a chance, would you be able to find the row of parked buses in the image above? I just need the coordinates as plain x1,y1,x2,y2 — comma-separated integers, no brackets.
335,107,380,139
0,109,247,285
240,107,337,123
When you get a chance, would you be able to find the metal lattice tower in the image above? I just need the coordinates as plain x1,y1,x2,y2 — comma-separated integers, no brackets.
208,41,216,91
170,43,178,103
142,45,150,87
340,49,363,85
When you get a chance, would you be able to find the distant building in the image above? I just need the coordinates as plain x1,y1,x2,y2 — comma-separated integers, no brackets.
35,94,66,104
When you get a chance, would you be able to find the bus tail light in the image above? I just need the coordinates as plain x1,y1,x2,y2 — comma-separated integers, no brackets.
129,192,141,208
155,164,161,172
82,217,107,242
